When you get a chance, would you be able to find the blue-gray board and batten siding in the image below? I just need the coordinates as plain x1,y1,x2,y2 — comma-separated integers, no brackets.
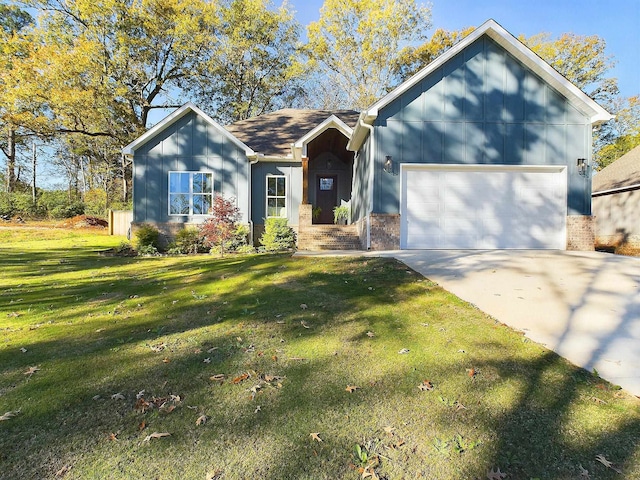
250,162,302,226
366,34,592,217
133,110,250,224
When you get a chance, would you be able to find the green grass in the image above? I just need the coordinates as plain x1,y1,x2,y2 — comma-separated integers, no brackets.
1,228,639,479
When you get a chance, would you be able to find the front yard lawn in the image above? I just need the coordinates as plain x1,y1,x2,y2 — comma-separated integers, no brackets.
1,229,639,479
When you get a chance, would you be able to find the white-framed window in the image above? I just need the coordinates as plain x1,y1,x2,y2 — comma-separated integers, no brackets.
168,171,213,215
266,175,287,218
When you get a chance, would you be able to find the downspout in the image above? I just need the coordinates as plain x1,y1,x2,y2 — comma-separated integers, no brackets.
248,157,259,246
358,116,375,250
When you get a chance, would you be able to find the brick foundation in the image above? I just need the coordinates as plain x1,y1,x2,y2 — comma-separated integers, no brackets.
369,214,400,251
566,215,595,251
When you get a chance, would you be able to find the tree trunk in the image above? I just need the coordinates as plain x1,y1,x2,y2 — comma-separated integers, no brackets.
6,128,16,193
32,141,37,206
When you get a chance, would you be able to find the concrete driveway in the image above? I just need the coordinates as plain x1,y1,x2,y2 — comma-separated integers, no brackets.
383,250,640,397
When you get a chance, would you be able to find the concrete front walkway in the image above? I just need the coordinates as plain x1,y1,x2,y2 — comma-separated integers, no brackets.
381,250,640,397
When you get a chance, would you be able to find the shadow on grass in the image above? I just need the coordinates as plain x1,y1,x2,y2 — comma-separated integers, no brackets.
0,247,639,479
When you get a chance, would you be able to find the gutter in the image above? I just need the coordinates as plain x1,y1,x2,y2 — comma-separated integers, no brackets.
356,115,375,250
248,158,260,246
592,183,640,197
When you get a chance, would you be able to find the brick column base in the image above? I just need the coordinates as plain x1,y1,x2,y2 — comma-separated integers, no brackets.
566,215,595,251
369,214,400,250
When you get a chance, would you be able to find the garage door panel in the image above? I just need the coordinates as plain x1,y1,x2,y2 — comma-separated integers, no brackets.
401,166,567,249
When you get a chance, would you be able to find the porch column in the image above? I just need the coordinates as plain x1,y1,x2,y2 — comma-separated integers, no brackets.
302,156,309,204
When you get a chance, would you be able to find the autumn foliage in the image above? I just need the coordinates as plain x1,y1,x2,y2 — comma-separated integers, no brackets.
199,195,241,256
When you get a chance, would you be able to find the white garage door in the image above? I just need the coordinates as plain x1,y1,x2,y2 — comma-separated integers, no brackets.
400,165,567,249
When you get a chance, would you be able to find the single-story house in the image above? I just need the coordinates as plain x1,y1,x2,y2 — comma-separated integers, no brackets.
123,19,612,251
592,145,640,248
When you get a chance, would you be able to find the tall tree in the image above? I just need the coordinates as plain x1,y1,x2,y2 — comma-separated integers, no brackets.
306,0,432,110
189,0,305,124
521,32,618,106
393,27,475,82
0,3,34,193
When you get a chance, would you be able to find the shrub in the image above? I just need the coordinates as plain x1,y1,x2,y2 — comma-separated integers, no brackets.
0,192,14,217
84,188,108,217
134,223,160,251
168,227,205,255
227,224,251,252
137,244,159,256
260,217,296,252
199,195,241,256
39,190,85,219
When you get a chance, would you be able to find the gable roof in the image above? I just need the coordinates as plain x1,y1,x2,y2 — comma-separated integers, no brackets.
226,109,360,158
348,19,613,151
122,102,254,157
592,145,640,195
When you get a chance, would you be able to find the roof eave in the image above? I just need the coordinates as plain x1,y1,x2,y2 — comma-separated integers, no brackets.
363,19,613,127
122,102,255,158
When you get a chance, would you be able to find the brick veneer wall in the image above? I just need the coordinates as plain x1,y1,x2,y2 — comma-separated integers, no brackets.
566,215,595,251
369,214,400,251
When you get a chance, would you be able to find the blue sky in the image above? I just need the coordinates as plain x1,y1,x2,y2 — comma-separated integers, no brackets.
290,0,640,99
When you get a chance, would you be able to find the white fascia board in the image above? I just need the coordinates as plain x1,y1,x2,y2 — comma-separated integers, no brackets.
250,153,297,163
122,102,255,157
364,19,612,126
293,115,354,157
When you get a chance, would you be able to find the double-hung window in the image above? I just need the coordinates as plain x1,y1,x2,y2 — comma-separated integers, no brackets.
169,172,213,215
266,175,287,218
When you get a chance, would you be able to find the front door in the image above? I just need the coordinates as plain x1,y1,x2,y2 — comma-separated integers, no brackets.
315,175,337,224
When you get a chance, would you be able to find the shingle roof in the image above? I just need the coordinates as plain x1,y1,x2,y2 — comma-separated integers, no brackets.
592,145,640,194
225,109,360,157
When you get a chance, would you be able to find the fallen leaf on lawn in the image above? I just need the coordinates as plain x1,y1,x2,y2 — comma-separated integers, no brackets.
7,312,20,317
301,321,311,329
210,374,225,382
346,385,359,393
467,368,477,378
207,347,218,353
107,432,118,441
20,347,27,353
136,390,146,399
418,380,434,391
232,373,249,384
138,420,146,431
595,454,622,473
24,366,40,375
579,464,590,478
0,410,20,421
206,470,223,480
92,395,101,401
383,426,395,436
203,357,211,363
55,465,71,477
310,432,322,442
486,467,507,479
111,393,125,400
196,415,207,426
300,303,308,310
591,396,607,404
150,343,166,352
254,405,261,413
366,331,375,337
160,404,176,414
398,348,410,354
143,432,171,442
272,355,278,361
162,358,170,363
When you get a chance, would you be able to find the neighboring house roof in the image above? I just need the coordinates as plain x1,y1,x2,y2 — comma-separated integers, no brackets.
348,18,614,151
592,145,640,195
122,102,254,157
225,109,360,158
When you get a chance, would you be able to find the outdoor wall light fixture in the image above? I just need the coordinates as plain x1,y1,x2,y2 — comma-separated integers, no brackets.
577,158,588,177
383,155,395,174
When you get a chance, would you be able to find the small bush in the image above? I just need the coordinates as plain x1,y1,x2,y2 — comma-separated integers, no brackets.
227,224,250,252
168,228,205,255
260,217,296,252
134,224,160,251
235,244,256,254
137,244,159,256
